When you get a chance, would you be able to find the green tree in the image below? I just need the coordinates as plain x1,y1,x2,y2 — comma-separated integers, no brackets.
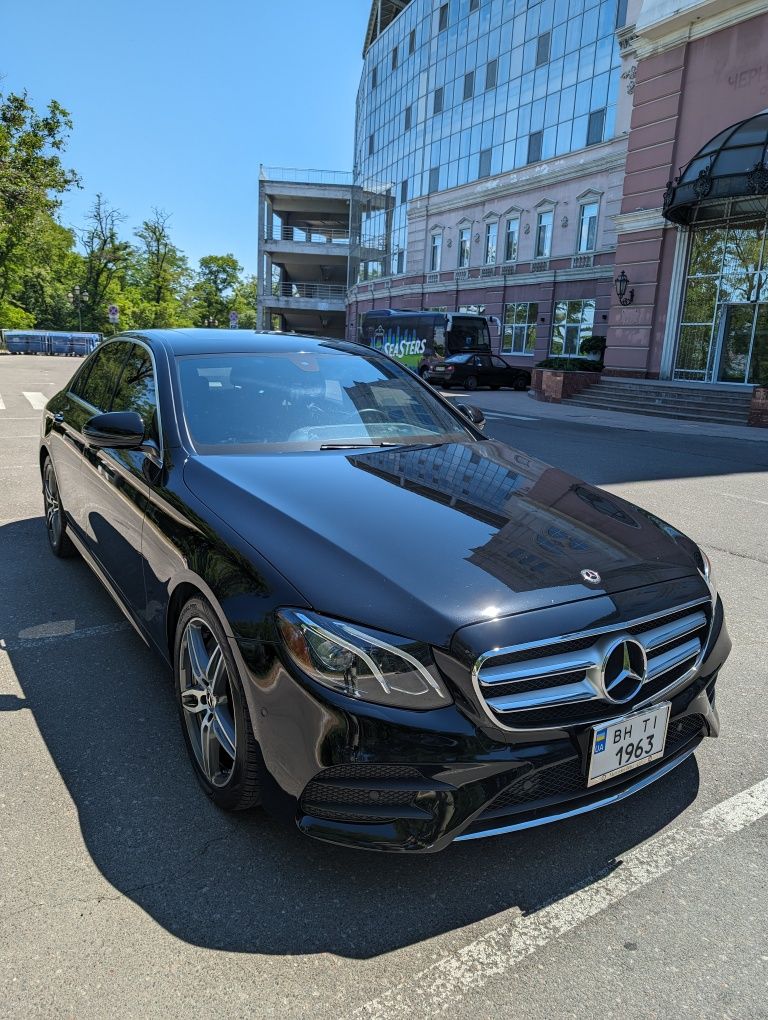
131,208,193,327
232,273,258,328
78,194,133,331
0,90,80,324
191,253,243,326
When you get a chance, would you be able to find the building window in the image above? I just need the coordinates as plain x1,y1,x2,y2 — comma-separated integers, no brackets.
616,0,628,27
368,133,375,156
404,104,412,130
458,227,471,268
429,166,440,192
438,3,449,31
536,31,551,67
371,66,378,89
469,0,479,10
535,210,553,258
587,109,606,146
485,59,498,90
550,299,596,356
478,147,492,179
485,222,498,265
502,302,538,355
463,71,475,101
401,179,408,204
392,46,398,70
430,233,443,272
578,201,599,252
433,87,444,114
396,249,405,274
527,130,543,164
409,28,416,53
504,217,520,262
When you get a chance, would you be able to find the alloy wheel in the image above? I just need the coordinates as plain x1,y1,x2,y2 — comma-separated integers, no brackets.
178,618,238,787
43,462,62,548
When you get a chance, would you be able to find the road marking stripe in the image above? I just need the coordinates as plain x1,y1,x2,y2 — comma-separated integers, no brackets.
720,491,768,507
0,621,131,652
0,394,5,410
350,777,768,1020
483,412,538,421
22,391,47,410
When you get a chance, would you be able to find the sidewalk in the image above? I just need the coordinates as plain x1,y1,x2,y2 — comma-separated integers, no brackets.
445,388,768,443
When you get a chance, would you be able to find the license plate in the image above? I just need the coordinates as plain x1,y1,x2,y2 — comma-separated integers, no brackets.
434,365,446,372
587,702,671,787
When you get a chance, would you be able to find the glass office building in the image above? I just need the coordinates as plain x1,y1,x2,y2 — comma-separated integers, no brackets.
351,0,625,284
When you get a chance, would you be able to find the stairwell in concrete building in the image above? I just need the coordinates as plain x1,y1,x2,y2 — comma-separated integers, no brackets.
563,378,754,425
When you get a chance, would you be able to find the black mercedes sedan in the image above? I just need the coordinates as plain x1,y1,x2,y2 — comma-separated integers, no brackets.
39,330,730,852
425,352,531,391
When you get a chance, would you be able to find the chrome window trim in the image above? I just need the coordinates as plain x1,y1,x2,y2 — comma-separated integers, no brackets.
470,596,714,733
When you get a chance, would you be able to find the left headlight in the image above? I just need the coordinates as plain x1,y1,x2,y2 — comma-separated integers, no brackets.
276,609,452,710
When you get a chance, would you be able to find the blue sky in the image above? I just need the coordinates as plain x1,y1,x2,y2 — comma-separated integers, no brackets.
4,0,369,276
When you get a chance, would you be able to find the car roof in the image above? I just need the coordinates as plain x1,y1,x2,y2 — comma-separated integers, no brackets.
108,329,372,358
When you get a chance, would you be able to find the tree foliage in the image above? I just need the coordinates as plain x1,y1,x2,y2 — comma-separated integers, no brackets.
0,89,256,334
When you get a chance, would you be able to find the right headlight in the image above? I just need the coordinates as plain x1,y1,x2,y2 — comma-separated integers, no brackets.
276,609,452,710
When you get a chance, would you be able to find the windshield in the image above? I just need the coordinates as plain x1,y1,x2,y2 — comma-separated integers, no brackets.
177,349,474,453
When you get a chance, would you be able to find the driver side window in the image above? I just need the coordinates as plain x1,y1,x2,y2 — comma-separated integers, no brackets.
111,344,159,442
77,342,132,412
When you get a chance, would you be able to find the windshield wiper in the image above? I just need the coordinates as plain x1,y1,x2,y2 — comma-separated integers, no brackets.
319,441,405,450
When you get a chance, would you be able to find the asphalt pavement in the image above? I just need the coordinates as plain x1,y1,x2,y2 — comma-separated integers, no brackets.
1,355,767,1020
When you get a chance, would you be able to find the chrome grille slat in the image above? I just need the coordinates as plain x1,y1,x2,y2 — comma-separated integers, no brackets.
646,637,701,681
485,680,595,713
478,650,599,686
472,598,712,730
641,611,707,652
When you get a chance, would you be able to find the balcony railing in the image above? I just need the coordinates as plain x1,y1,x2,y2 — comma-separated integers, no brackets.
571,253,595,268
260,166,354,186
272,282,347,301
266,225,350,245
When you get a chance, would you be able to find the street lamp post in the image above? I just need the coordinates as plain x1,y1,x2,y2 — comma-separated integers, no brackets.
67,285,89,331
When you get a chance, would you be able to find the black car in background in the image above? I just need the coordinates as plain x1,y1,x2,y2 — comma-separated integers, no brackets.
39,330,729,852
426,352,531,391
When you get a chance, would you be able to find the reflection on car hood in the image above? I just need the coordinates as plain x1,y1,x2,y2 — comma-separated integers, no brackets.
183,440,701,647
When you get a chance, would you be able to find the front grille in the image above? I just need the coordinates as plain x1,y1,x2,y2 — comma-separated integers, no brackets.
300,765,434,824
474,598,713,730
486,713,706,815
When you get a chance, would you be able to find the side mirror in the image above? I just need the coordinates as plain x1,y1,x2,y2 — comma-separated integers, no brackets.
455,402,486,431
83,411,145,449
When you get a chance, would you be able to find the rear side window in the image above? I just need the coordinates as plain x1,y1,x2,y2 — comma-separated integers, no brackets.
76,342,132,411
111,344,159,441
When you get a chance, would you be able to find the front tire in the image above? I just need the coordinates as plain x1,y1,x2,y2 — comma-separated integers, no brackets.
513,375,530,391
464,375,479,391
174,597,262,811
42,457,76,558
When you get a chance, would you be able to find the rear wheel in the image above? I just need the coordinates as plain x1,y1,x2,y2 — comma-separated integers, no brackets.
513,374,530,391
42,457,76,558
464,375,478,391
174,597,262,811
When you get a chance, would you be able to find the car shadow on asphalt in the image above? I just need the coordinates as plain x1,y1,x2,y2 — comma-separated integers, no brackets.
2,516,701,960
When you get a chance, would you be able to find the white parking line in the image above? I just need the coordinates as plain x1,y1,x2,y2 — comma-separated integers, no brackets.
1,621,131,653
483,411,538,422
0,394,5,410
350,777,768,1020
22,392,47,410
720,491,768,507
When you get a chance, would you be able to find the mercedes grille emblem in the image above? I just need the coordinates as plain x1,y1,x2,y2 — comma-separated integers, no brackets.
580,568,601,584
599,637,647,703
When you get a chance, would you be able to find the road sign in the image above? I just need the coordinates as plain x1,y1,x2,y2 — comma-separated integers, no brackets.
229,311,239,329
108,305,119,324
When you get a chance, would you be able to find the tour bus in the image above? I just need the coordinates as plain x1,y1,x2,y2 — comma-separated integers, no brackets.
357,309,492,375
1,330,102,356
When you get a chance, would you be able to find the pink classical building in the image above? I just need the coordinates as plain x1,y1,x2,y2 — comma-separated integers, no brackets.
606,0,768,390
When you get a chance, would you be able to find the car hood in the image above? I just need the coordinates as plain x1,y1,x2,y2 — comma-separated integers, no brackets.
183,440,701,648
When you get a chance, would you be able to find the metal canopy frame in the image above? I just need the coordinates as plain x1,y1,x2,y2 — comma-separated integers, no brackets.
663,109,768,226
